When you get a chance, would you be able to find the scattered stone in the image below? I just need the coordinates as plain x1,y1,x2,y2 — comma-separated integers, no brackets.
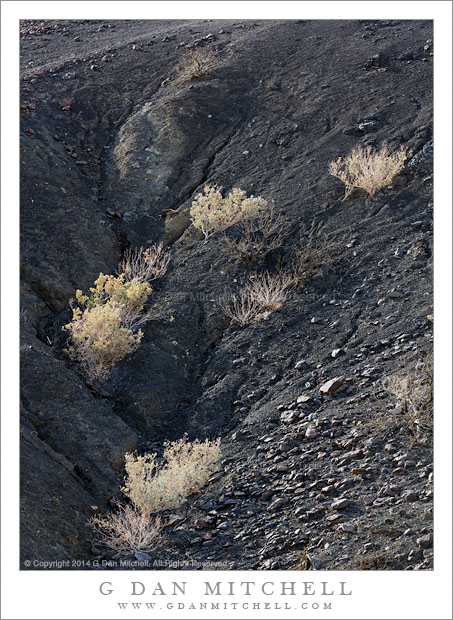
416,533,433,549
325,513,342,523
294,359,309,371
261,489,275,501
280,410,298,424
401,490,418,502
134,551,151,561
380,485,401,497
331,348,342,358
331,498,350,510
320,376,345,394
305,425,319,441
387,289,403,298
267,498,288,513
358,120,380,132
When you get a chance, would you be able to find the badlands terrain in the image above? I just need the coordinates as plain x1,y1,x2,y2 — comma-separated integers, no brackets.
20,18,433,570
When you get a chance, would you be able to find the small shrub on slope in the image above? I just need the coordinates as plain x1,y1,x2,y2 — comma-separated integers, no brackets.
64,243,169,382
190,185,268,238
90,503,161,557
222,272,292,326
118,243,170,284
291,221,345,285
123,435,221,515
176,48,213,83
329,142,408,200
381,354,433,438
223,207,290,266
64,274,151,382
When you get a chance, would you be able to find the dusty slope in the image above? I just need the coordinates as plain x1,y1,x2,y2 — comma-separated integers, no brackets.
20,19,433,570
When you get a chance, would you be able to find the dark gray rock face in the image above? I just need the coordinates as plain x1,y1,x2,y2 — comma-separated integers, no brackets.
20,420,96,563
21,342,137,491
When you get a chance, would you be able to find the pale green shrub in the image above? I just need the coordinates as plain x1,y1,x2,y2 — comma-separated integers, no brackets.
64,244,170,382
123,436,221,515
64,274,152,382
190,185,268,238
329,142,408,200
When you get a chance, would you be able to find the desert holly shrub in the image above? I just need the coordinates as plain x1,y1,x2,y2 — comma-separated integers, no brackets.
90,503,161,557
123,435,221,515
64,244,170,382
223,208,290,266
329,142,408,200
64,274,151,382
222,272,292,326
118,242,170,284
190,185,268,239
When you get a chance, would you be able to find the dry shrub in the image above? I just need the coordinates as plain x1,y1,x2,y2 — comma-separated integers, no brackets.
90,503,161,557
329,142,408,200
249,272,292,310
64,245,170,382
118,243,170,284
123,435,221,515
222,272,292,326
176,48,213,84
293,547,315,570
223,208,290,266
291,222,344,285
381,354,433,437
190,185,268,239
222,288,263,327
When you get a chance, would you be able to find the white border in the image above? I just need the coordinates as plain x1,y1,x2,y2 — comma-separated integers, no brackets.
2,2,452,619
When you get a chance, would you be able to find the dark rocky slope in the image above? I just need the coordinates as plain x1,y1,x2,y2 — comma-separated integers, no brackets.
20,19,433,569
